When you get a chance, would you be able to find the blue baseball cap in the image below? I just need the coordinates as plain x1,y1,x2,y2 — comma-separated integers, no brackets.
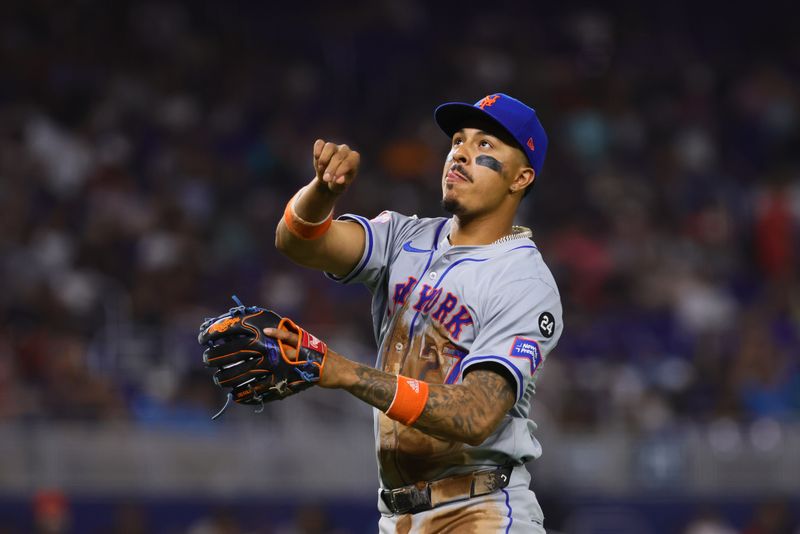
434,93,548,177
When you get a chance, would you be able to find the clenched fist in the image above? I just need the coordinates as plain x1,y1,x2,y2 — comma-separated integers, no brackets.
313,139,360,195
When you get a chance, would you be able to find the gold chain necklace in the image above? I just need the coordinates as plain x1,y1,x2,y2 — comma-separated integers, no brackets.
491,226,533,245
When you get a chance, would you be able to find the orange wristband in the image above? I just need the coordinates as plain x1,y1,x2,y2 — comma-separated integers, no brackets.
385,375,429,426
283,191,333,240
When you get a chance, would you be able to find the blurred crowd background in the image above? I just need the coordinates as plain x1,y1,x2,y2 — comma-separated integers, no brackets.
0,1,798,533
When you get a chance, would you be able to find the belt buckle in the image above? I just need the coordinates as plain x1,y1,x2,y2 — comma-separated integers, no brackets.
385,484,432,514
386,488,412,514
471,465,514,497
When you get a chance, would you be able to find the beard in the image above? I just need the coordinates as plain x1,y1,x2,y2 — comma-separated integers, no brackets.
441,196,466,216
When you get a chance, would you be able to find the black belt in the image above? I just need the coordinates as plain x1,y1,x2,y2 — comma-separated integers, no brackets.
380,465,514,515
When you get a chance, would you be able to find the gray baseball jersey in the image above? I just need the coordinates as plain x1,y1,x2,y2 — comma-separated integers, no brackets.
326,211,563,490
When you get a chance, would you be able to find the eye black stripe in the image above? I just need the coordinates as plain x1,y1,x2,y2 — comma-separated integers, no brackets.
476,155,503,173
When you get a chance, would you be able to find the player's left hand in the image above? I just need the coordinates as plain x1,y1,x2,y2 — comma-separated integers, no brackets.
198,297,328,419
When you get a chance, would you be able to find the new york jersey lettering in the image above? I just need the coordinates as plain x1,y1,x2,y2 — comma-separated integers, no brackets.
444,305,473,339
431,292,458,322
393,276,417,306
412,284,443,313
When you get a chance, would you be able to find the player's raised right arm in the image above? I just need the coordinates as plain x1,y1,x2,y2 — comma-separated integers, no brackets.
275,140,365,277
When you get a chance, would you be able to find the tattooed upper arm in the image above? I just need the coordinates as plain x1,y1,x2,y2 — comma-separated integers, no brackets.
462,362,517,400
461,367,516,415
412,366,516,446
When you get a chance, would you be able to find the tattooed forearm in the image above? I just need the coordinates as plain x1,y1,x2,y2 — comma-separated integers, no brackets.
347,365,397,412
320,351,396,411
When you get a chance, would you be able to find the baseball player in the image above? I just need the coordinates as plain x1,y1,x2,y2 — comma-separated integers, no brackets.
202,93,563,533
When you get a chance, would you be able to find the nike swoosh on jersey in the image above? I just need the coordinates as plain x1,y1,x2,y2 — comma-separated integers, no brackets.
402,241,431,253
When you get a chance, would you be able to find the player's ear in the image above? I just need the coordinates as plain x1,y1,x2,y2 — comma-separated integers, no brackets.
509,167,534,195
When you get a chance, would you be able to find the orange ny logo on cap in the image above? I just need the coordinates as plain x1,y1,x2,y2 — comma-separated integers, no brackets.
478,94,500,109
527,137,535,151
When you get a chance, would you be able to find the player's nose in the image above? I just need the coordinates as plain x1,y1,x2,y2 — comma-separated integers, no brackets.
451,144,470,164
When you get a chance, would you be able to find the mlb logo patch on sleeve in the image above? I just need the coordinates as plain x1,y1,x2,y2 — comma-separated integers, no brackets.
509,337,543,375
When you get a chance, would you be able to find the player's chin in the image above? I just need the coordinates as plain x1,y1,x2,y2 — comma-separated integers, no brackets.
441,195,466,216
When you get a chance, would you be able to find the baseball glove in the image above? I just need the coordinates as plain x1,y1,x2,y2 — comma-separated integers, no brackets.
198,296,327,419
